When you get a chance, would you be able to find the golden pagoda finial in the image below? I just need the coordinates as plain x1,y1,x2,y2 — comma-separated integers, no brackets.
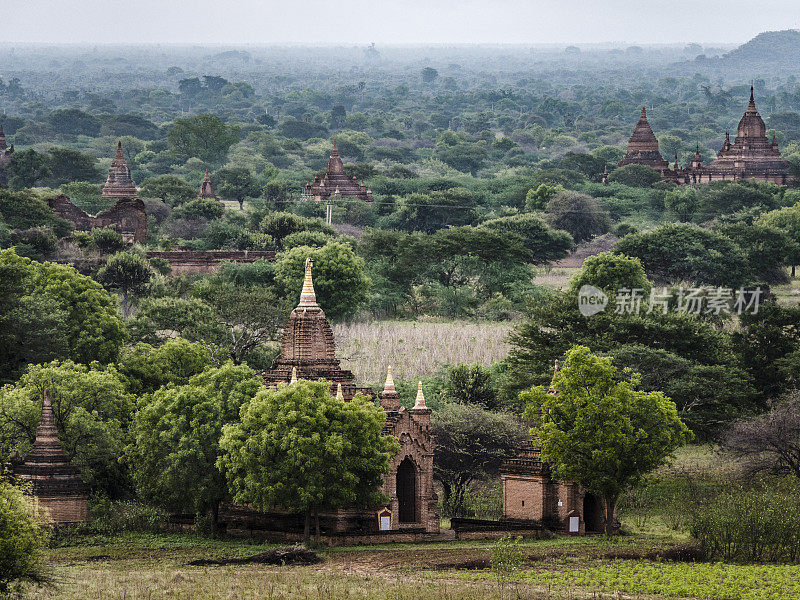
413,381,426,409
298,257,317,306
290,367,298,384
336,383,344,400
383,366,396,394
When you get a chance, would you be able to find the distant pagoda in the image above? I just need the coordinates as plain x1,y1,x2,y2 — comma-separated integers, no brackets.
0,124,13,187
617,107,670,173
101,141,138,198
197,171,219,201
303,142,373,204
11,389,88,524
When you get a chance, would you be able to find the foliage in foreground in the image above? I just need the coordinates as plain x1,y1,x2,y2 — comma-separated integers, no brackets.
523,345,692,535
0,481,49,598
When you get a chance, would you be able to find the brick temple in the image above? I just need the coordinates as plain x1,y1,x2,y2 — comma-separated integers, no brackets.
499,363,615,535
49,141,148,243
0,124,13,187
259,258,438,533
618,89,792,185
11,389,88,524
303,142,373,204
197,171,219,201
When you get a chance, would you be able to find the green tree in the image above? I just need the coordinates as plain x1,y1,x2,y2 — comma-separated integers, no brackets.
421,67,439,83
219,379,398,542
436,143,488,175
167,113,239,165
0,361,135,496
525,183,564,210
48,109,101,136
615,224,751,287
139,175,197,207
482,213,573,264
97,251,154,317
128,362,263,534
757,203,800,276
544,191,610,243
117,339,213,395
8,149,49,189
59,182,109,215
522,346,691,535
432,403,526,517
43,147,100,186
713,222,797,284
0,250,126,380
568,252,651,297
275,242,370,321
0,481,49,597
445,363,497,409
607,164,662,187
215,167,259,210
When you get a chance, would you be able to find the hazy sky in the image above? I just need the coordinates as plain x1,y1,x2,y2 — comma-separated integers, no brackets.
5,0,800,46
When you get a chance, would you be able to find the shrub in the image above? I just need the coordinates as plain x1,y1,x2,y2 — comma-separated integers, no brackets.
0,481,50,597
86,497,169,535
690,480,800,563
92,227,126,253
491,535,524,596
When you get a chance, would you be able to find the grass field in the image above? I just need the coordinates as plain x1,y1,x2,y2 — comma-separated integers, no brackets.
333,320,513,384
28,531,800,600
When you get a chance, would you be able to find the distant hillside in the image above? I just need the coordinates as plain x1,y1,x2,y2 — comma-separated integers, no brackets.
716,29,800,71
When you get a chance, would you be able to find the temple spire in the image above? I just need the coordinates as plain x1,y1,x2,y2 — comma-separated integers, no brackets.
413,381,426,409
298,257,317,307
383,366,396,394
115,140,124,160
336,383,344,400
290,367,298,384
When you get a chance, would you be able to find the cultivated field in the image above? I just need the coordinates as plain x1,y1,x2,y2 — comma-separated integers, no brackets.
333,321,513,384
30,532,800,600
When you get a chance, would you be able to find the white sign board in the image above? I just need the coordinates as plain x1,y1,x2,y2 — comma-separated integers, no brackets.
380,515,391,531
569,516,580,533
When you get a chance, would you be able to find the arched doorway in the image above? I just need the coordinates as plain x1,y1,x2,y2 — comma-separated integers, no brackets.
396,457,417,523
583,493,602,533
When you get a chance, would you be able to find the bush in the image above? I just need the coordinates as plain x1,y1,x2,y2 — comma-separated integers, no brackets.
690,480,800,563
0,481,50,597
92,227,126,253
86,497,169,535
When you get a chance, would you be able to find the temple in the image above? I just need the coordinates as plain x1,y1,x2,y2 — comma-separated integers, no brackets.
10,389,89,524
618,89,792,185
303,142,373,204
102,141,138,198
260,258,438,533
197,171,219,201
0,124,14,187
499,362,615,534
50,142,148,243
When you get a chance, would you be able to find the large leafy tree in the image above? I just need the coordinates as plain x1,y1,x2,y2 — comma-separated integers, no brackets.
7,149,50,189
757,202,800,276
0,250,126,382
0,361,134,496
127,362,263,534
432,403,525,517
544,190,610,243
615,223,751,287
481,213,573,264
43,147,101,186
167,113,239,165
97,251,154,317
522,346,691,535
219,379,398,542
117,339,213,395
275,241,370,321
139,175,197,207
215,167,259,210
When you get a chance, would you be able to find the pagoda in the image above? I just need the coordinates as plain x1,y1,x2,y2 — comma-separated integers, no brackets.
262,257,374,399
102,141,138,198
259,257,439,533
617,107,671,173
0,124,13,187
11,389,89,523
694,87,791,184
197,171,219,201
303,142,373,204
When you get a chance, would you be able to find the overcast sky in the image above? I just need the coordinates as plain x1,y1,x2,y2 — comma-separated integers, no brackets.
5,0,800,46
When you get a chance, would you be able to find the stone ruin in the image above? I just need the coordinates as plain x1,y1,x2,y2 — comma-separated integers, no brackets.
303,142,374,204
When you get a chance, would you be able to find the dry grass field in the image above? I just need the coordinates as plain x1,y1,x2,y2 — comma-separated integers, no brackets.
332,321,513,384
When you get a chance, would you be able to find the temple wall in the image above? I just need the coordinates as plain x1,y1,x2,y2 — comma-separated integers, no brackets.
38,495,88,524
145,250,275,275
48,195,148,243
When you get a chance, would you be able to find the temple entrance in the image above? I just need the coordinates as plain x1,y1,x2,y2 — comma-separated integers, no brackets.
397,457,417,523
583,493,602,533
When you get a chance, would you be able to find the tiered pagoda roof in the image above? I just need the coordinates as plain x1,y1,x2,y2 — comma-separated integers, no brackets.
11,390,88,522
262,257,374,399
101,141,137,198
303,142,373,203
197,171,219,201
703,87,790,177
617,107,670,171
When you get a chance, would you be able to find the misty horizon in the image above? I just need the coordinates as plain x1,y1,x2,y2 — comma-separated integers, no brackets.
5,0,800,46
